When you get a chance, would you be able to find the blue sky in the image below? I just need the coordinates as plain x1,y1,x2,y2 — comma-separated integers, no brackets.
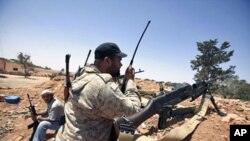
0,0,249,84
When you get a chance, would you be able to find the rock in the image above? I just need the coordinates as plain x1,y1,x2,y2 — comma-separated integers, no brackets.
6,127,14,131
15,135,24,141
8,110,16,115
232,99,241,103
221,135,227,140
221,113,240,122
16,109,28,114
141,122,147,129
245,116,250,121
53,77,62,81
9,115,18,118
235,107,244,112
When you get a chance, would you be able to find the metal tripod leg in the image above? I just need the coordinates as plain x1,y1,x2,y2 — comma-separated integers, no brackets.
198,94,226,116
208,94,227,116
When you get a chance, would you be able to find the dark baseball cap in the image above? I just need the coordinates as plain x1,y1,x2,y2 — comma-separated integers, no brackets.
95,42,127,59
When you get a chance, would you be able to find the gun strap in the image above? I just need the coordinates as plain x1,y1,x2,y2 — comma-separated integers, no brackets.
159,95,209,141
118,130,155,141
117,96,210,141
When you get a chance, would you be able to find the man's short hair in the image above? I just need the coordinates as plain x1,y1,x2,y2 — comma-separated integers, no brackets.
40,89,54,96
94,42,127,59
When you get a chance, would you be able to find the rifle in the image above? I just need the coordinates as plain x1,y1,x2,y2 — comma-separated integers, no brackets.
111,78,226,140
64,54,71,103
27,94,39,141
120,21,151,93
84,49,92,66
73,49,92,80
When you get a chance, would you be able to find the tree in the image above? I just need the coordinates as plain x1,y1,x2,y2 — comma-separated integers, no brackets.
17,52,31,78
191,39,235,81
218,76,250,100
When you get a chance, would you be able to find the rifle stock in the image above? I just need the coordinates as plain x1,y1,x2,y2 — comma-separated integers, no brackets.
120,21,151,93
112,78,225,140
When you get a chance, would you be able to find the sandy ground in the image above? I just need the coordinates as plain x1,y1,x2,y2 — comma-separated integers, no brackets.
0,74,249,141
0,74,50,88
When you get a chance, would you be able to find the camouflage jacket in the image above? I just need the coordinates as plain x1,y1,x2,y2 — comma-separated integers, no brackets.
56,65,141,141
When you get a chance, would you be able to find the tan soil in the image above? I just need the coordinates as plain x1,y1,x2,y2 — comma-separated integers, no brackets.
0,74,249,141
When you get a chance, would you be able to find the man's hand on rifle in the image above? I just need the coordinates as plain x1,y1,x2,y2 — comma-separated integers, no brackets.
24,114,37,121
125,65,135,81
24,114,31,120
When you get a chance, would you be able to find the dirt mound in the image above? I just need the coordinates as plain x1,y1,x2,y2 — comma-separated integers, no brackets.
0,75,249,141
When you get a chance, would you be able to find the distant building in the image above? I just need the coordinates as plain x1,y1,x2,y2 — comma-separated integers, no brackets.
0,57,25,74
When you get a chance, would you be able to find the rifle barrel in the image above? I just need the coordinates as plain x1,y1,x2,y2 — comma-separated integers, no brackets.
121,20,151,93
119,70,144,79
84,49,92,66
130,20,151,65
64,54,71,103
27,94,32,105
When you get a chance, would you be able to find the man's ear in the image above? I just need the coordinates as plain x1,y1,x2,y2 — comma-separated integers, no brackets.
104,57,112,65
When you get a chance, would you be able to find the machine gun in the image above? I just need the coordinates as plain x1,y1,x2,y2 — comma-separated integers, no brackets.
27,94,39,141
111,78,226,140
156,82,195,129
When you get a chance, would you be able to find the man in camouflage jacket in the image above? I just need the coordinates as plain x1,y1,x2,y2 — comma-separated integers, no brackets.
56,42,141,141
